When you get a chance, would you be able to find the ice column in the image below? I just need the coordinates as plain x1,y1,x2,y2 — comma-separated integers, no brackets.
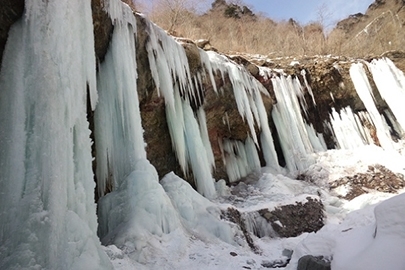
271,75,325,172
350,62,394,150
0,0,111,269
368,58,405,134
94,14,145,197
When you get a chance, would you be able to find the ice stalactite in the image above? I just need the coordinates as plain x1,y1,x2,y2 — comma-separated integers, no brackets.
367,58,405,135
350,62,395,151
271,75,326,172
328,107,371,149
95,0,185,256
182,100,217,198
144,19,217,197
0,0,111,269
222,137,261,183
207,52,280,171
207,52,261,145
94,13,144,197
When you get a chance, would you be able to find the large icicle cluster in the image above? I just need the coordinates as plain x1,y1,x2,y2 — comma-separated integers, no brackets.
94,5,144,197
144,19,217,198
206,52,281,172
328,58,405,152
266,71,327,172
0,0,111,269
222,137,261,183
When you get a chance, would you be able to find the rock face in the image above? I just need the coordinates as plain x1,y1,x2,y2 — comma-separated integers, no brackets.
1,0,405,188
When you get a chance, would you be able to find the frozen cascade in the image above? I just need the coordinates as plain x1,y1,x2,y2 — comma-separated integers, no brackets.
350,62,395,151
182,100,217,198
368,58,405,133
94,16,145,197
207,51,266,144
328,107,370,149
243,212,277,238
165,84,189,174
223,137,261,183
271,75,325,172
197,107,216,171
144,19,217,195
0,0,111,269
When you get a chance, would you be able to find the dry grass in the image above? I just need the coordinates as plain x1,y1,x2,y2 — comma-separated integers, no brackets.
135,0,405,58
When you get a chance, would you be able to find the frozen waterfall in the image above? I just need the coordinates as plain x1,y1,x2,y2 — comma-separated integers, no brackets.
0,0,112,269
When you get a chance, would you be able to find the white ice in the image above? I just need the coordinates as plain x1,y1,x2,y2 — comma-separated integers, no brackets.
0,0,111,268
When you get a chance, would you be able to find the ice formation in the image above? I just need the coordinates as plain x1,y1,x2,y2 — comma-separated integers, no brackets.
349,62,394,151
368,58,405,133
94,12,144,197
0,0,111,269
222,137,261,182
271,74,326,172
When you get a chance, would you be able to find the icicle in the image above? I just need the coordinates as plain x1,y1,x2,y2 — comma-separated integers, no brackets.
367,58,405,132
182,100,217,199
301,69,316,106
197,107,216,171
329,107,367,149
222,137,261,183
253,89,280,171
165,84,188,175
206,51,271,144
95,19,145,197
199,48,218,93
350,62,394,151
244,136,261,171
271,75,318,172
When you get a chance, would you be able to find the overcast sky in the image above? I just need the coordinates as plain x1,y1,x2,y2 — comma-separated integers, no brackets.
241,0,374,27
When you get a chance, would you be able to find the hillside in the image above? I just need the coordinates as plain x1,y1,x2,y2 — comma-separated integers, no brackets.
139,0,405,57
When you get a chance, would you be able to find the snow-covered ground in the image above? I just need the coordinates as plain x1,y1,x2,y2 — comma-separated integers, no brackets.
103,144,405,269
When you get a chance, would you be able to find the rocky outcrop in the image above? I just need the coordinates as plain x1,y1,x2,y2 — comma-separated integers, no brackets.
259,197,324,238
330,165,405,200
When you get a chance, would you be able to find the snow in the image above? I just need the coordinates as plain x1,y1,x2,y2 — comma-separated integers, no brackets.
99,143,405,270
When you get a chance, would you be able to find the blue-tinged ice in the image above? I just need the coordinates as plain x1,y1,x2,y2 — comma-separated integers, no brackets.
183,100,217,198
94,17,145,197
0,0,111,268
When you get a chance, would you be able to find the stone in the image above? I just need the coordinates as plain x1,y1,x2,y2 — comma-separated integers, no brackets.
259,197,324,238
297,255,331,270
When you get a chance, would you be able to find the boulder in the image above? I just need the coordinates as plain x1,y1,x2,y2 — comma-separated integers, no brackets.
297,255,331,270
259,197,324,238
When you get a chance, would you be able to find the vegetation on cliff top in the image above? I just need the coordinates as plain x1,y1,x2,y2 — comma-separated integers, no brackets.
133,0,405,58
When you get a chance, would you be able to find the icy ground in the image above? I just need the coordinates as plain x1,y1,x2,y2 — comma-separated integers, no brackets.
103,143,405,270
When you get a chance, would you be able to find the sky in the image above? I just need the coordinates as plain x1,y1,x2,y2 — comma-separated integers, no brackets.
240,0,374,27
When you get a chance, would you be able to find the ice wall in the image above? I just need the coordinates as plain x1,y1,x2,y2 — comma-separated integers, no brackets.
0,0,111,269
